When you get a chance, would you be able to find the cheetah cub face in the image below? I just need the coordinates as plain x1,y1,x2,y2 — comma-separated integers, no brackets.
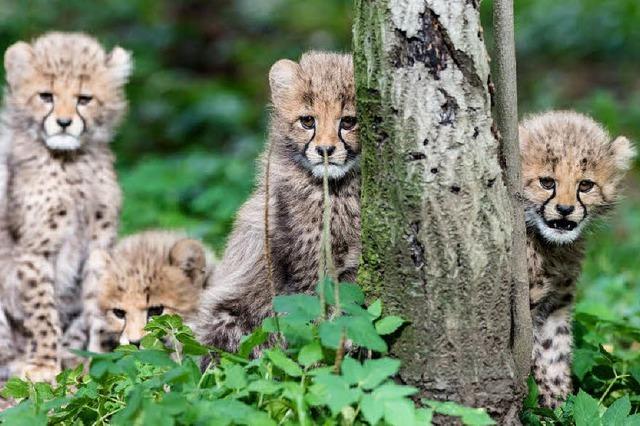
269,52,358,180
92,235,210,349
520,111,636,244
4,32,131,150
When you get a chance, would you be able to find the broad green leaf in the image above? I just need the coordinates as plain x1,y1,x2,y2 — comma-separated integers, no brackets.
416,407,434,425
367,299,382,319
573,348,600,380
426,400,495,425
298,341,323,367
373,383,418,400
375,316,406,335
345,316,388,353
0,377,29,399
602,396,631,426
361,358,402,389
265,348,303,377
224,364,247,390
524,376,539,409
574,390,602,426
238,328,268,358
361,393,384,425
624,414,640,426
384,398,416,426
318,320,344,349
273,294,321,322
248,380,282,395
309,373,362,416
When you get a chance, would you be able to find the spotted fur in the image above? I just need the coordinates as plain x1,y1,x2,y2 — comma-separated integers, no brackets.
61,230,215,362
520,110,635,408
0,32,131,383
195,52,360,353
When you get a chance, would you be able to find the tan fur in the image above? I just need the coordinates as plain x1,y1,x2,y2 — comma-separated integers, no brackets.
195,52,359,353
520,111,635,408
62,230,215,357
0,32,130,382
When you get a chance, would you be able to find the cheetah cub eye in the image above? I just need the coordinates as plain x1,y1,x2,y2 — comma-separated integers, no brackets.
539,177,555,190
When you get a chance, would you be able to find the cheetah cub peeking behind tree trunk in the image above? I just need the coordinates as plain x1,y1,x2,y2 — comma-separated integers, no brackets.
0,32,131,382
195,52,359,353
520,111,636,408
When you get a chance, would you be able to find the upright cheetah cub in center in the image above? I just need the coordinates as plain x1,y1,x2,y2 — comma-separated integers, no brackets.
196,52,359,352
520,111,635,408
0,32,130,382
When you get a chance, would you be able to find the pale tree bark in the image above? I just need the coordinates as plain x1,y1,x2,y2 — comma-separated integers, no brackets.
354,0,528,422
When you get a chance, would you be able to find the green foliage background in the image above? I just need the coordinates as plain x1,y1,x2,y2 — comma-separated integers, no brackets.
0,0,638,421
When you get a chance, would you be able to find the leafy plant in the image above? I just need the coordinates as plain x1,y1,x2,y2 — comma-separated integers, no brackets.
0,281,494,425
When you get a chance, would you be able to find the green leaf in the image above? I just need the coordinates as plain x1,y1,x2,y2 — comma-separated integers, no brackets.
237,328,268,358
345,316,388,353
375,316,406,335
602,396,631,426
224,364,247,390
384,398,416,426
426,400,496,425
308,373,362,416
361,393,384,425
573,348,600,380
298,341,323,367
341,357,401,390
1,377,29,399
574,390,602,426
367,299,382,319
273,294,321,322
133,349,176,367
624,414,640,426
248,380,282,395
373,383,418,400
318,319,344,349
265,348,303,377
524,375,539,409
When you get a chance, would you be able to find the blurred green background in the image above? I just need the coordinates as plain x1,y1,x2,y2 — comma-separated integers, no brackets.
0,0,637,355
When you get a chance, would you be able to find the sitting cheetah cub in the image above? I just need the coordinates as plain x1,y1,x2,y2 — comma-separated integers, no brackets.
195,52,359,352
62,230,215,358
0,32,131,382
520,111,636,408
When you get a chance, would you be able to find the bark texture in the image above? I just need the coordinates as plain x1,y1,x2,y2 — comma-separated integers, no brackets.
492,0,532,389
354,0,525,421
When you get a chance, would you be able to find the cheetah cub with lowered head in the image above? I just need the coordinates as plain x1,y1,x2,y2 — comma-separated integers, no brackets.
0,32,131,382
62,231,216,358
195,52,359,352
521,111,635,408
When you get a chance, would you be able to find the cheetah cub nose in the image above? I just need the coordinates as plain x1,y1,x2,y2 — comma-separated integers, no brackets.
56,117,72,128
316,146,335,156
555,204,575,216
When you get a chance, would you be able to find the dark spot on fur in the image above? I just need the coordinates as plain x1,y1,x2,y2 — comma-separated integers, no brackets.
431,168,438,174
556,325,570,335
450,185,461,194
542,339,552,350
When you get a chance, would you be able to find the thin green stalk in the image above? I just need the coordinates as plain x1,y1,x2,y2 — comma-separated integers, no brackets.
263,141,283,342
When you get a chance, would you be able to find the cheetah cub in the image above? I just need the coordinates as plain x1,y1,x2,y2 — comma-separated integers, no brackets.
520,111,635,408
0,32,131,382
195,52,359,352
62,230,215,358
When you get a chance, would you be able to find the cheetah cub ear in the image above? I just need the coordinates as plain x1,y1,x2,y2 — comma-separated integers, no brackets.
269,59,299,107
105,46,133,86
610,136,637,172
169,239,207,288
4,41,34,88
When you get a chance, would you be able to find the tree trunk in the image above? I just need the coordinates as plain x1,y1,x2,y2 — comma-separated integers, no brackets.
354,0,527,422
